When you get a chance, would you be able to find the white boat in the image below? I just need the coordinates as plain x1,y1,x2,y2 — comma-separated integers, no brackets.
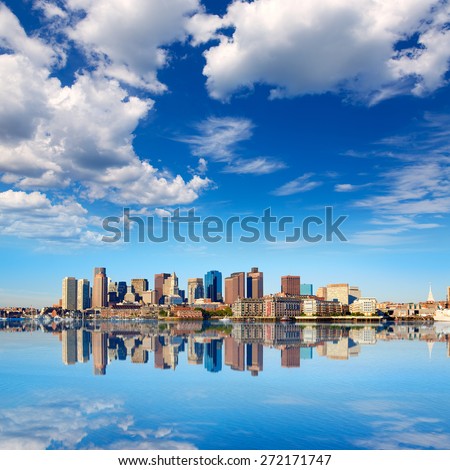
219,317,231,322
433,308,450,322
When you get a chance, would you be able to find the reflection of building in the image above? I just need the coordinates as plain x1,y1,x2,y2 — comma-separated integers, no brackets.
187,336,204,364
62,329,77,365
92,331,108,375
246,343,263,376
281,347,300,368
62,277,77,310
224,336,245,371
225,272,245,305
77,328,91,363
281,275,300,296
204,271,222,302
247,267,263,299
325,338,360,360
204,339,222,373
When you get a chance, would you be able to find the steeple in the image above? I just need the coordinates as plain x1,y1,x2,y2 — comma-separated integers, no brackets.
427,283,435,303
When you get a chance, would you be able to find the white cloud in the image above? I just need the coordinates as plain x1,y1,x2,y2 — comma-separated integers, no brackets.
272,173,322,196
222,157,286,175
66,0,200,92
194,0,450,103
0,4,211,216
0,189,99,243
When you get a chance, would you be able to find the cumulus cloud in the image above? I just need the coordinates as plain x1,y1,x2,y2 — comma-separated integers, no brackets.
191,0,450,103
66,0,200,92
0,3,211,221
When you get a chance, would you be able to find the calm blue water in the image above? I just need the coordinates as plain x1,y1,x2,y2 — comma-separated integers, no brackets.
0,319,449,450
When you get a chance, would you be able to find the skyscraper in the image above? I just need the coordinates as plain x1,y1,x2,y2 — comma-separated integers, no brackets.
92,268,108,308
204,270,222,302
247,267,263,299
131,278,149,300
300,283,313,296
77,279,90,310
62,277,77,310
225,272,245,305
154,273,171,304
187,278,204,304
281,275,300,296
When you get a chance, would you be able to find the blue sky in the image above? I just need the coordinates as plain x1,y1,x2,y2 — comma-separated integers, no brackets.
1,0,450,306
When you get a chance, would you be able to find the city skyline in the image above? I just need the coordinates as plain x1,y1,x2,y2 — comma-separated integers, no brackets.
2,1,450,306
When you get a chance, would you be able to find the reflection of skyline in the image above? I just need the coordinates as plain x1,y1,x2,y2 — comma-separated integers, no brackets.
5,320,450,376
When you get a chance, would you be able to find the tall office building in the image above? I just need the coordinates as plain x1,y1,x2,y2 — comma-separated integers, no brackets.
247,267,264,299
281,275,300,296
300,283,313,296
62,277,77,310
225,272,245,305
77,279,90,310
154,273,171,304
349,286,361,304
131,278,149,300
187,278,204,304
204,270,222,302
326,283,349,305
92,267,108,308
316,287,327,299
117,281,127,302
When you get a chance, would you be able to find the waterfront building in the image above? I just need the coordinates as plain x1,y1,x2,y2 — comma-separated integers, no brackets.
264,295,301,319
232,298,264,317
247,267,264,299
141,290,155,305
326,283,349,305
204,270,223,302
281,275,300,296
62,277,77,310
300,283,313,296
349,297,377,316
225,272,245,305
187,278,204,304
92,267,108,309
302,298,342,316
77,279,90,310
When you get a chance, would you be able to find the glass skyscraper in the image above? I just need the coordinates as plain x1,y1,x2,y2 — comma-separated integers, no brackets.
204,270,222,302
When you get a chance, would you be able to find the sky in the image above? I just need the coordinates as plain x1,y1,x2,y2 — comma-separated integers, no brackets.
1,0,450,306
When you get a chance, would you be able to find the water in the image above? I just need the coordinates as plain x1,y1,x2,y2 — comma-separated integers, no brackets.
0,319,449,450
